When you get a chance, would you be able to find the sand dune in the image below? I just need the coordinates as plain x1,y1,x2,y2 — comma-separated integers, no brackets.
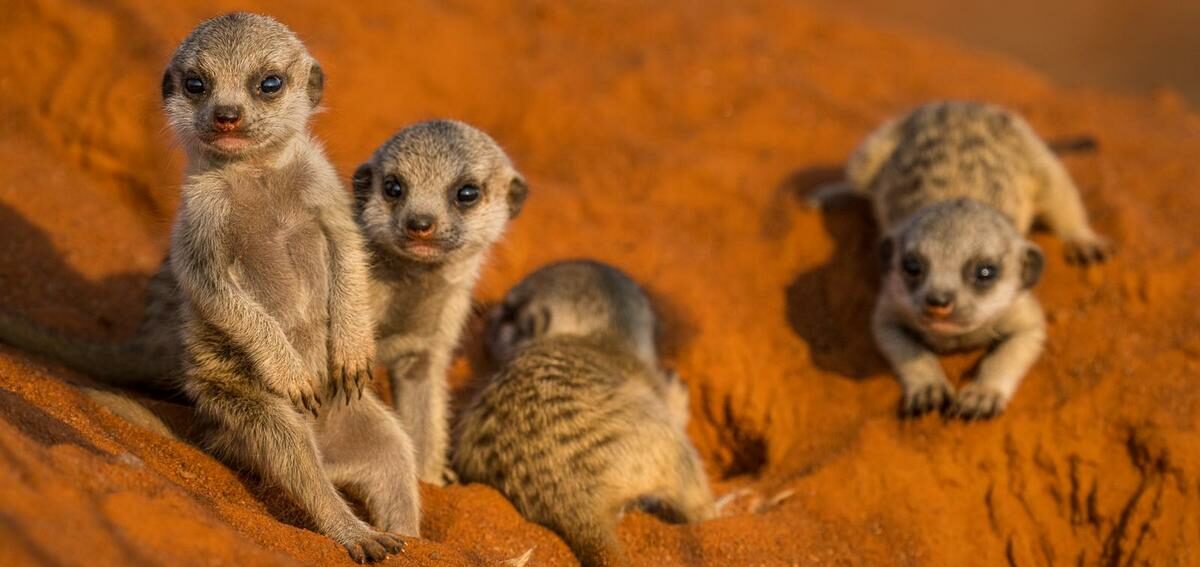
1,1,1198,565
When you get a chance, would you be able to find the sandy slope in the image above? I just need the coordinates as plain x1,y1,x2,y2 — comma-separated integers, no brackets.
1,1,1198,565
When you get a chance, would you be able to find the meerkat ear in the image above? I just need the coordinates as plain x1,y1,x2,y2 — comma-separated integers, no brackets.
878,237,895,272
351,163,373,203
306,60,325,108
160,68,175,100
507,174,529,219
1021,243,1045,289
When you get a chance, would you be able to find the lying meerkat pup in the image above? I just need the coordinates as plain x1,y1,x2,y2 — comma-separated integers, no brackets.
821,101,1112,419
350,120,528,485
162,14,417,562
454,260,714,567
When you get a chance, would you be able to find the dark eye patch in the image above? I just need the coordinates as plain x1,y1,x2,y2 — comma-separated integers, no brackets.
964,257,1001,291
450,180,483,208
183,73,207,96
383,175,406,200
260,74,284,94
249,70,286,99
899,251,927,289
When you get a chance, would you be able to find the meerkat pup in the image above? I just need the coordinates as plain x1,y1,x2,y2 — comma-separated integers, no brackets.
160,14,416,561
822,101,1112,419
350,120,528,485
453,260,714,567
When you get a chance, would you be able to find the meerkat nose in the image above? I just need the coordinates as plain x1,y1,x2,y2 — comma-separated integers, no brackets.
923,290,956,316
405,214,437,238
212,105,242,131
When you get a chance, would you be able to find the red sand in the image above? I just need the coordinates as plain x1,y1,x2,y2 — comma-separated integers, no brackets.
1,1,1198,565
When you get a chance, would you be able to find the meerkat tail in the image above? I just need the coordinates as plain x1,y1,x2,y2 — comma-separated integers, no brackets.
1045,135,1099,155
0,312,173,389
545,505,626,567
79,387,179,439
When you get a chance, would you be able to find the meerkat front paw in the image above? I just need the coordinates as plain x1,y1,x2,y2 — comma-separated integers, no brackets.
276,369,323,417
342,529,405,564
330,335,376,404
948,383,1009,420
901,379,954,418
1063,233,1112,265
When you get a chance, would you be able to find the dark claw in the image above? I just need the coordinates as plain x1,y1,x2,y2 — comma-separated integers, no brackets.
328,376,340,400
348,544,365,564
901,381,951,418
949,387,1004,421
361,539,387,562
380,534,405,553
1065,239,1113,266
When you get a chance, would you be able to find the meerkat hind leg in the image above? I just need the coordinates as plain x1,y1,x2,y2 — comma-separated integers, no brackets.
1034,158,1112,264
388,355,450,485
659,456,716,523
319,393,421,538
201,389,403,563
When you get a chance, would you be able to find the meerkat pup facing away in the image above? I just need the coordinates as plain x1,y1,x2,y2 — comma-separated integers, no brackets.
350,120,528,484
454,260,714,567
162,14,416,561
825,101,1111,419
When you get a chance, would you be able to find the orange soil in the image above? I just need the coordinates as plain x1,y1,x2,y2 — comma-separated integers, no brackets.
1,1,1198,566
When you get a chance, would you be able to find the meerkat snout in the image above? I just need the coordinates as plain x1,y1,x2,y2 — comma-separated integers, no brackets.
881,199,1044,337
211,105,242,132
353,120,527,264
160,12,324,158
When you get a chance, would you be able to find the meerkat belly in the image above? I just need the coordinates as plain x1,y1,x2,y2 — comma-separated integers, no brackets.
369,271,458,362
234,214,331,357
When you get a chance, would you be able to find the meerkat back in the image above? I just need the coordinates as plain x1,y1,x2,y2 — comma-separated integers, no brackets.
454,260,713,567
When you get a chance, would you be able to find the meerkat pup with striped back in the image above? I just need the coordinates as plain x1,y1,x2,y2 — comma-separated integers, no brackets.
350,120,528,485
160,14,416,561
820,101,1111,419
454,260,714,567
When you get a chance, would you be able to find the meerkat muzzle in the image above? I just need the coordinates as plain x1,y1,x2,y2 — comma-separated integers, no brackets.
923,304,954,319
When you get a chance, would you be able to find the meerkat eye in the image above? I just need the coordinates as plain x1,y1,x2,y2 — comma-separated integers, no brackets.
901,254,924,278
455,184,481,206
184,75,206,95
974,262,999,285
260,75,283,94
383,177,405,199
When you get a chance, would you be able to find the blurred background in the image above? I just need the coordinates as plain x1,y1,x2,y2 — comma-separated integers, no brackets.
810,0,1200,106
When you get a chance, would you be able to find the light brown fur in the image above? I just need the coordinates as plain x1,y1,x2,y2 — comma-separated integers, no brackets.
824,101,1111,418
161,14,415,562
454,260,713,567
351,120,528,484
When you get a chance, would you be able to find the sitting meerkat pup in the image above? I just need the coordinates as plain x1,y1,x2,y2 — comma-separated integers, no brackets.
821,101,1112,419
161,14,416,561
350,120,528,484
453,260,714,567
0,119,519,506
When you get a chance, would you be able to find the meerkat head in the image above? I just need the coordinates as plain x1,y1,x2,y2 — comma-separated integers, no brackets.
880,198,1044,336
161,13,324,160
485,260,657,366
351,120,528,264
